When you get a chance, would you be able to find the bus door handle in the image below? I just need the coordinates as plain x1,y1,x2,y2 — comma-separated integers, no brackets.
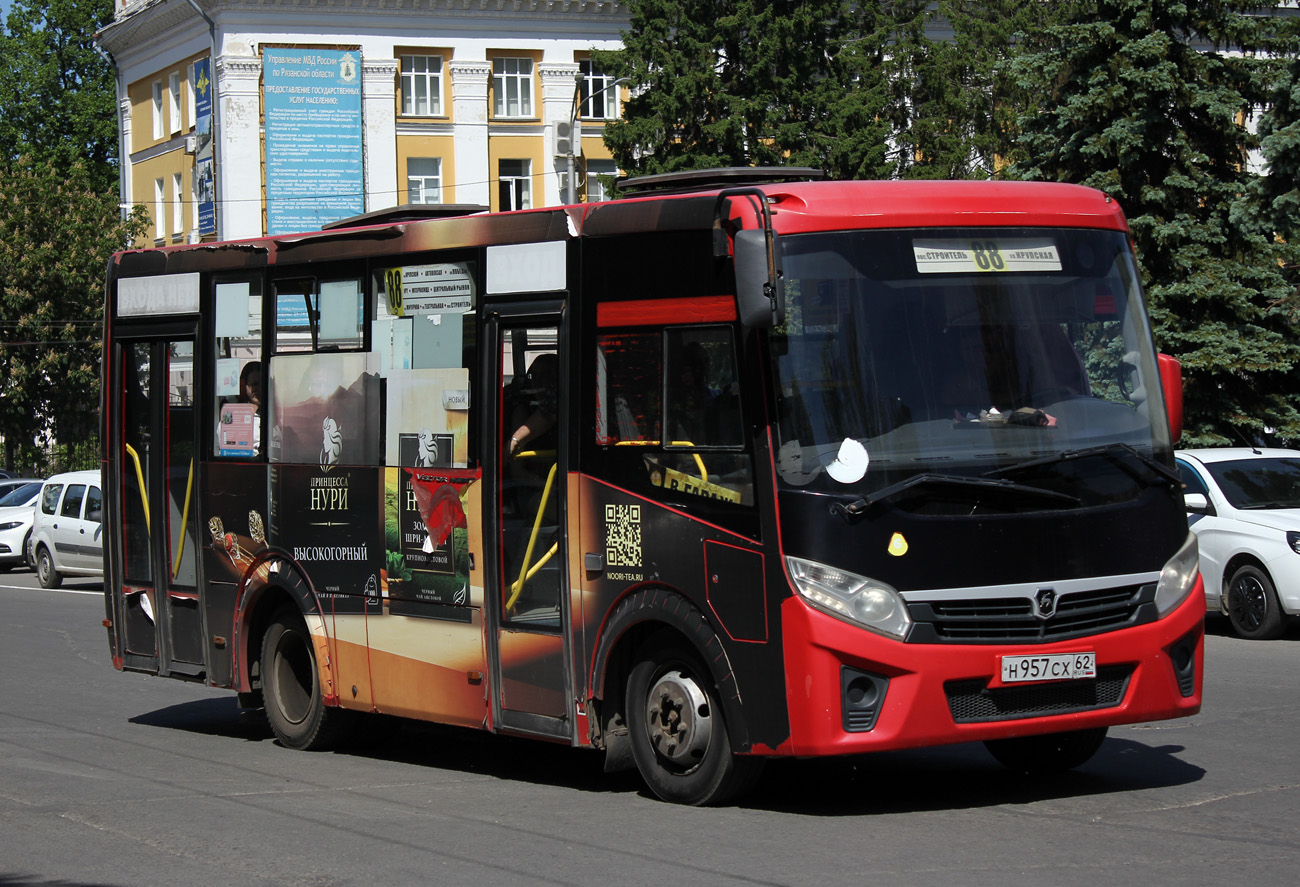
584,552,604,574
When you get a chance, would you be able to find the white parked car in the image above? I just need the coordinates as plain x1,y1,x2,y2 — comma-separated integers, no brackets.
0,480,43,573
1175,448,1300,639
28,470,104,589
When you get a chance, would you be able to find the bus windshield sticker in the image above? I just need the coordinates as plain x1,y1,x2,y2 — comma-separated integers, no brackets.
826,438,869,484
776,440,822,486
912,238,1062,274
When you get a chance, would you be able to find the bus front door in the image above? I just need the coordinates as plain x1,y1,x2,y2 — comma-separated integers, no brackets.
486,310,573,740
113,336,206,678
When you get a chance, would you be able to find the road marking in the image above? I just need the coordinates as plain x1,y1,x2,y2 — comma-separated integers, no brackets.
0,583,101,596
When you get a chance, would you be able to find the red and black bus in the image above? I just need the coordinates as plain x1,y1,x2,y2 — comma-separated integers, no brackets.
101,169,1204,804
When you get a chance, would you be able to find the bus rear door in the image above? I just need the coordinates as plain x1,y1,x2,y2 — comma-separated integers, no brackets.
110,332,206,677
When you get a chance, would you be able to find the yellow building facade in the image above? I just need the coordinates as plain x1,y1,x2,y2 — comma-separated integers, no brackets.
98,0,628,245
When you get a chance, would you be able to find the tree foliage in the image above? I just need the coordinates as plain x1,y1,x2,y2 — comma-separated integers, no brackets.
0,0,119,192
593,1,896,179
0,0,139,471
889,1,1078,179
1010,0,1300,446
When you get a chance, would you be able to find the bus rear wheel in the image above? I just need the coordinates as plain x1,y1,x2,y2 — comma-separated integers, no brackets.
261,608,351,750
626,640,762,805
984,727,1108,775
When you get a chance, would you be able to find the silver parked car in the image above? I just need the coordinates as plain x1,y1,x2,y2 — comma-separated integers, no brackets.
28,470,104,588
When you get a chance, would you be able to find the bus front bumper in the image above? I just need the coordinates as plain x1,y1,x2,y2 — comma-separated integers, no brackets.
768,576,1205,757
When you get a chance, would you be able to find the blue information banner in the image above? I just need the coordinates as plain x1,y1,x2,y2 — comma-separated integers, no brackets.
194,57,215,235
263,48,364,234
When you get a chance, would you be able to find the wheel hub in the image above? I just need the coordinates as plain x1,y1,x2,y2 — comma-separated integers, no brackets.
1230,576,1266,629
644,668,712,768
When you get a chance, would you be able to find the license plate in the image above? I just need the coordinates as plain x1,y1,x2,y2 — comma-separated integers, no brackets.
1000,652,1096,684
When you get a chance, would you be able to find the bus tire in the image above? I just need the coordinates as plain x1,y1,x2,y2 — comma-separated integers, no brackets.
261,608,351,750
984,727,1108,775
1226,565,1287,640
35,546,62,589
626,639,762,805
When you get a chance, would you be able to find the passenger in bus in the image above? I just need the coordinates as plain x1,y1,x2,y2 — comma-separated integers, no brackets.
669,341,721,444
239,361,263,453
239,360,262,409
507,353,558,456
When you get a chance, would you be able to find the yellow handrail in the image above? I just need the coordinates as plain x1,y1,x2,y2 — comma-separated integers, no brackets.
612,440,708,481
505,461,557,612
172,459,194,578
124,444,150,534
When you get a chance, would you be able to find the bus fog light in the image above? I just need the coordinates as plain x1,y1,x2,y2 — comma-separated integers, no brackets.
787,556,911,639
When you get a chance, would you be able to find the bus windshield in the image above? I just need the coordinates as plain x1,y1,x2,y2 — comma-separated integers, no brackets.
770,227,1172,499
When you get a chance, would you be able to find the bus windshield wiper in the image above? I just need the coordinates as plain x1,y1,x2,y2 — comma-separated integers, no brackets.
983,443,1181,489
832,473,1080,519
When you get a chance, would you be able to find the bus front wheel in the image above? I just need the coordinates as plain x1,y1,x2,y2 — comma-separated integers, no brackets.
626,640,762,805
984,727,1108,775
261,608,351,750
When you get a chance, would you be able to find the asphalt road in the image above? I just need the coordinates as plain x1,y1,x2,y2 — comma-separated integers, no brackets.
1,570,1298,887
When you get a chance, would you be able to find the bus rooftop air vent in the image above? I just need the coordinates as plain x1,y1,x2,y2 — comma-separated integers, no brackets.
615,167,825,197
322,203,489,230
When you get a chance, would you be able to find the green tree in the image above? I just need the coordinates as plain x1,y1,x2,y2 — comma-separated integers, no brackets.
594,0,895,179
1249,24,1300,245
1011,0,1300,445
0,157,148,473
0,0,140,471
0,0,119,191
888,1,1081,180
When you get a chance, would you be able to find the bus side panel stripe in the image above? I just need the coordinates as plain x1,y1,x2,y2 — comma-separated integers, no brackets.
596,295,737,327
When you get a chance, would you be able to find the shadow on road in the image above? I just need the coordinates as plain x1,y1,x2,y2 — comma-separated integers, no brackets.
129,696,1204,812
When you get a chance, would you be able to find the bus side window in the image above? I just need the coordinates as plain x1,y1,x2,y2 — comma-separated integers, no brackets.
213,278,264,459
596,331,661,444
664,327,743,448
595,325,756,521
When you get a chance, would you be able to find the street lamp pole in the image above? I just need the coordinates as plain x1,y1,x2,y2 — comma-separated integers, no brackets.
566,76,628,205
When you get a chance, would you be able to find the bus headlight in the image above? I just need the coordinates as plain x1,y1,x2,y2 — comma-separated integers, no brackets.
1155,532,1199,617
787,556,911,639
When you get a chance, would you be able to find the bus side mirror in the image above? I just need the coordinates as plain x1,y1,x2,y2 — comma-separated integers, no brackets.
734,229,784,328
1158,353,1183,444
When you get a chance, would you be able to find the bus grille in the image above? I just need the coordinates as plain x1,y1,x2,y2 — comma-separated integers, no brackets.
907,583,1155,644
945,665,1133,723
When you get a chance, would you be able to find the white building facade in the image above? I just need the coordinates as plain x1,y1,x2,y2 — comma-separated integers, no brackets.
97,0,629,245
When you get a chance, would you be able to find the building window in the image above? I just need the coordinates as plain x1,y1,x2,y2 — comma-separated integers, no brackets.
492,58,533,118
407,157,442,204
187,62,197,128
586,159,618,202
498,159,531,211
152,81,164,140
400,55,443,116
169,72,181,134
172,173,184,236
579,60,618,120
153,177,165,241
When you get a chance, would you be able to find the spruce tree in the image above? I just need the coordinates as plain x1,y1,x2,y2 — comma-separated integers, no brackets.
594,0,894,179
1012,0,1300,445
891,1,1077,180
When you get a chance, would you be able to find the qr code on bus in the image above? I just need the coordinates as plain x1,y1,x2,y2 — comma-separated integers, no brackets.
605,504,642,568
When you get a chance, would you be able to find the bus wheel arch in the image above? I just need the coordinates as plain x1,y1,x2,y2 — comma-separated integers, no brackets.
591,588,761,804
234,555,332,708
